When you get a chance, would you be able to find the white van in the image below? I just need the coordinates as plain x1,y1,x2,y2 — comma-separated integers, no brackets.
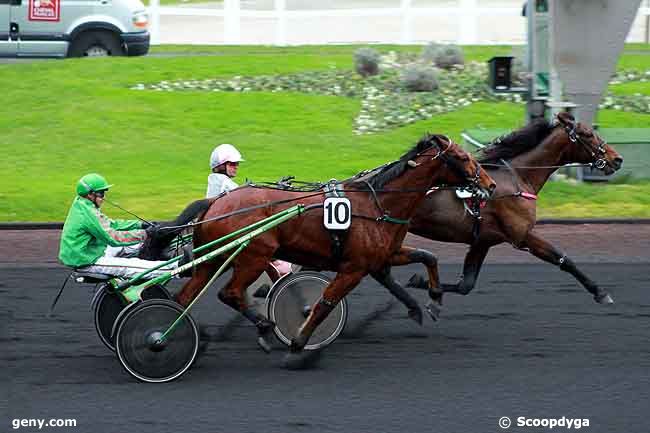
0,0,149,57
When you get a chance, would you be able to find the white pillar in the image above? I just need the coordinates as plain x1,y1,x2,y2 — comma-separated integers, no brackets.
224,0,241,44
275,0,287,46
149,0,160,45
459,0,478,45
401,0,412,44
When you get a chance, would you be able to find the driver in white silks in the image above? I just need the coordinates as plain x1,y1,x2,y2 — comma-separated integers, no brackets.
207,144,293,282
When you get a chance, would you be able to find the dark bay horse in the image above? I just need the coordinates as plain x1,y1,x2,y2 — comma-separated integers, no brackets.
173,135,496,360
405,112,623,314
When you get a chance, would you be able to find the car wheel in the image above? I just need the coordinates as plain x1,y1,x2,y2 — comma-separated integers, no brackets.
68,31,124,57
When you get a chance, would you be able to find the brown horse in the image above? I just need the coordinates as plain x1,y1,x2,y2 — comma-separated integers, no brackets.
174,134,496,362
403,112,623,316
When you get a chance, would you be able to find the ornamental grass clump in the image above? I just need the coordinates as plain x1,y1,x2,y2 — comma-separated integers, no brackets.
433,44,465,70
354,47,381,77
420,42,441,63
401,64,438,92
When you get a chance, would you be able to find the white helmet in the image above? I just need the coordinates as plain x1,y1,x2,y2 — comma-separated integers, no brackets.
210,143,244,169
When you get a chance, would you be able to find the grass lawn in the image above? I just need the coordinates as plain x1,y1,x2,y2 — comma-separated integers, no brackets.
609,80,650,96
1,44,649,222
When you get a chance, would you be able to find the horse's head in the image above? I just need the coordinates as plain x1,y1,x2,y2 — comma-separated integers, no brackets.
414,135,496,198
556,112,623,175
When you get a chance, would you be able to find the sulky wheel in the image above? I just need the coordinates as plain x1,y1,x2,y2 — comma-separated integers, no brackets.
93,284,170,352
267,271,348,351
115,299,199,383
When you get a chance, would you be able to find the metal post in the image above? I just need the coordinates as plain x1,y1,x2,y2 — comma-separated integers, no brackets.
224,0,241,44
275,0,287,46
547,0,561,116
149,0,160,45
459,0,478,45
400,0,412,44
646,0,650,43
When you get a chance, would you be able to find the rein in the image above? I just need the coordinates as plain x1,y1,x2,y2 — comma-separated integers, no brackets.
479,162,595,169
159,138,478,231
159,182,472,232
105,198,154,226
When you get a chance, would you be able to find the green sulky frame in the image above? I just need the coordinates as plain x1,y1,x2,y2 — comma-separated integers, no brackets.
111,204,308,341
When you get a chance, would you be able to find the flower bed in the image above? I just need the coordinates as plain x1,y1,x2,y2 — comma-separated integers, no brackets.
133,52,650,134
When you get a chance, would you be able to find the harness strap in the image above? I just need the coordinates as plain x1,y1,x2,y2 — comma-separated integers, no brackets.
362,180,384,215
488,158,539,202
378,215,410,225
519,191,538,200
323,180,347,261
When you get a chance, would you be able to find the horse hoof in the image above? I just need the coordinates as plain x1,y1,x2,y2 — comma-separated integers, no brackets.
199,323,212,341
253,284,271,298
407,274,428,290
257,336,273,354
595,293,614,305
408,307,423,326
256,321,275,354
282,350,323,370
197,340,210,357
425,302,441,321
257,318,276,335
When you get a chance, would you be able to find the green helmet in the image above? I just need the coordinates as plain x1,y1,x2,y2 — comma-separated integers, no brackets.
76,173,113,196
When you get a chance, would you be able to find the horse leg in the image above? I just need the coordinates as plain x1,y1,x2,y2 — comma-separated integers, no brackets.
217,257,278,352
371,266,423,325
442,243,491,297
387,247,445,320
407,242,490,291
176,263,217,307
289,270,366,353
523,230,613,304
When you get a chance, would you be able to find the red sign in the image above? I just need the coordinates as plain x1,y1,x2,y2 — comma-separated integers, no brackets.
28,0,60,22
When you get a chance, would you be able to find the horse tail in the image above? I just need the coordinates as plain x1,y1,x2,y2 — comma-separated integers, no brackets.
172,198,213,227
139,198,214,260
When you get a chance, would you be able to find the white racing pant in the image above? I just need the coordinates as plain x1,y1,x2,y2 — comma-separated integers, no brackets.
269,260,292,278
78,244,177,279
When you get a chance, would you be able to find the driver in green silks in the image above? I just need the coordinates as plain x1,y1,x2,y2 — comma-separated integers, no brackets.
58,173,177,278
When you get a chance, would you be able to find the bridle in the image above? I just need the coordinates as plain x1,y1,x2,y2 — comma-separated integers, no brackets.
560,121,608,170
415,135,482,192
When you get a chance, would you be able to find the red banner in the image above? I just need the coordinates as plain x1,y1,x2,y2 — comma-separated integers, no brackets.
28,0,60,22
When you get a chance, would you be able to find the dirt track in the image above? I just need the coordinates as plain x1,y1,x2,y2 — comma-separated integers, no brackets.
1,224,649,267
2,225,649,433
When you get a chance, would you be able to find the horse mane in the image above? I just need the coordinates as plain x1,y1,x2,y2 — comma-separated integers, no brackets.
352,134,437,190
478,119,555,163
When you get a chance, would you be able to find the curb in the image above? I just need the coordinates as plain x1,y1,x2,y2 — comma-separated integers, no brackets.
0,222,64,230
536,218,650,225
1,219,650,230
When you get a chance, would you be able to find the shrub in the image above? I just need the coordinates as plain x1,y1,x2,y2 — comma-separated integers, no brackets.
354,47,381,77
420,42,440,63
401,64,438,92
433,44,464,70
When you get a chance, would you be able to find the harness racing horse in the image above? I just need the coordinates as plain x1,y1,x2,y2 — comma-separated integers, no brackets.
403,112,623,316
172,135,496,364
